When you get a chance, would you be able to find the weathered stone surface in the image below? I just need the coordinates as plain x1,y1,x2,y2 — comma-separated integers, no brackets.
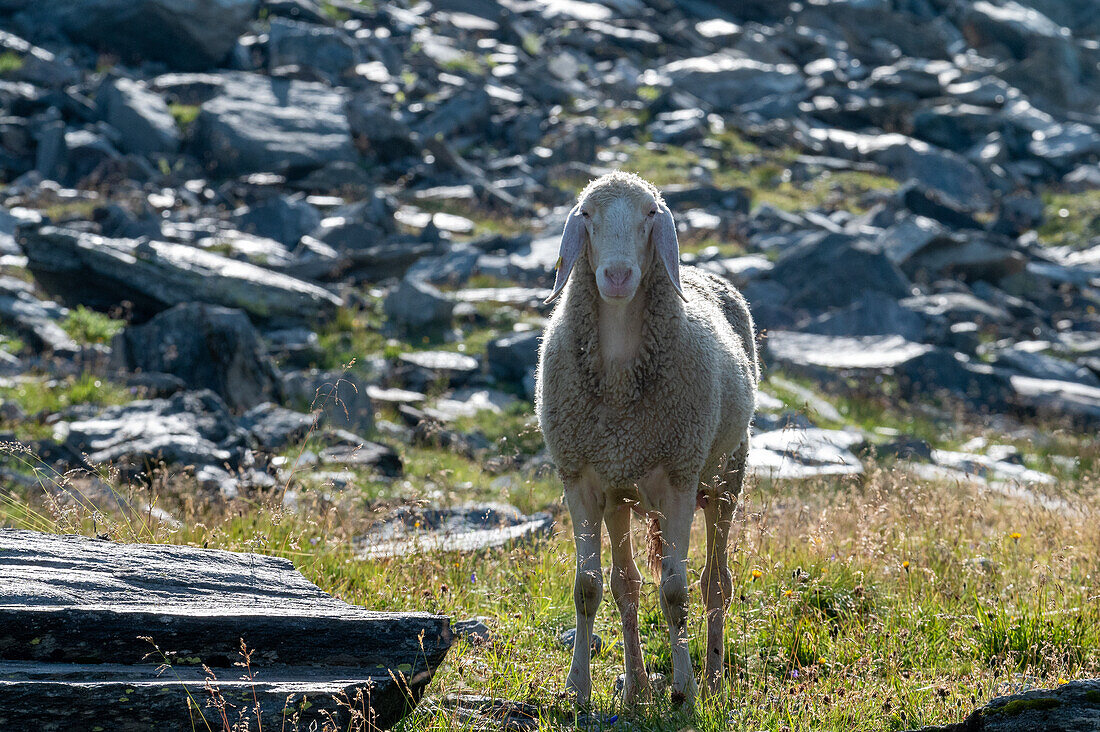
33,0,259,70
22,227,342,320
384,276,455,328
658,55,805,113
749,428,864,480
191,73,355,177
770,232,911,311
906,678,1100,732
0,528,451,731
97,77,180,156
766,331,933,371
54,390,248,471
358,503,553,558
112,303,281,412
239,401,314,449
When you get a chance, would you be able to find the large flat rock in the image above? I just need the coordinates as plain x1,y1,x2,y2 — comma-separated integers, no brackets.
192,73,356,177
0,529,452,730
21,226,342,320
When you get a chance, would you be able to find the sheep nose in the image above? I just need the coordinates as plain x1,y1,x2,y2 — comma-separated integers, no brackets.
605,266,631,287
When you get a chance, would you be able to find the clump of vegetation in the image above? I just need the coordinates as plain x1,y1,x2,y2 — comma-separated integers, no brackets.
0,51,24,75
168,103,201,131
1038,190,1100,250
61,305,125,345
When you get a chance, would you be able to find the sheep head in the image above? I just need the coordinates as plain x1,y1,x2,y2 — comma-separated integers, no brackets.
545,171,685,304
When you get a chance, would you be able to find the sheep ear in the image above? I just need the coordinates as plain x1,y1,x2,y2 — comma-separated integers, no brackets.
653,204,686,301
544,205,586,303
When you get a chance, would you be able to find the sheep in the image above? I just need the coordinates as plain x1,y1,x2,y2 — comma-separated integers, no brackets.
534,171,758,708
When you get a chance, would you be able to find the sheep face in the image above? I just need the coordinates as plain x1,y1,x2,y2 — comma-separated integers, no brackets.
545,172,685,304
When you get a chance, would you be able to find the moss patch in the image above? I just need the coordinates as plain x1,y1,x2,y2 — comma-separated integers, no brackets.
987,697,1061,717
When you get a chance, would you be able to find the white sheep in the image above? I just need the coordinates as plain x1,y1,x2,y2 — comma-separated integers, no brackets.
535,171,758,707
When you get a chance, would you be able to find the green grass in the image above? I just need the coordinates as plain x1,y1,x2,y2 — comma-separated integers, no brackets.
3,445,1096,731
0,51,24,75
168,103,200,131
1038,190,1100,250
60,305,124,345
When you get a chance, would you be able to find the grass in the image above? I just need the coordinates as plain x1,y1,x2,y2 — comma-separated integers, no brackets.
2,394,1097,731
60,305,125,345
1037,190,1100,250
168,103,201,132
0,51,24,75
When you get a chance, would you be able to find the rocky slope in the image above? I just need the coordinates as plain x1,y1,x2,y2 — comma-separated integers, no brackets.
0,0,1096,504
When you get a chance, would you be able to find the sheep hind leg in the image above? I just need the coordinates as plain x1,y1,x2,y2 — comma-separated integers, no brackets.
701,443,747,697
564,476,605,707
604,503,650,706
657,487,698,708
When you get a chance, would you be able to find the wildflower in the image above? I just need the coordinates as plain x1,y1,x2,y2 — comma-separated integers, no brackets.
902,560,910,572
783,589,792,598
1010,532,1022,541
1058,678,1068,685
752,569,763,580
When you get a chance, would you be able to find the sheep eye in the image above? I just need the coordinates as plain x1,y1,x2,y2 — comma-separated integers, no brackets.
580,210,590,218
647,208,657,217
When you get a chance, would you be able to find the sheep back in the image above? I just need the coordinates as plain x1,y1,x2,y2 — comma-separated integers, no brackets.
535,257,756,491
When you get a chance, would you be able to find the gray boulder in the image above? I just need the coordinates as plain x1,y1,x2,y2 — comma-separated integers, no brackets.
281,369,375,433
383,277,454,328
33,0,258,70
800,291,928,342
57,390,248,471
267,17,357,79
240,402,315,450
235,194,321,248
486,330,540,388
657,55,805,113
191,73,355,177
97,77,180,156
769,232,912,311
21,227,342,321
111,303,282,412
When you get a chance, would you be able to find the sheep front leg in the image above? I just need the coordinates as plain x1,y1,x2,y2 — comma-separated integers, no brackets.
658,488,698,707
604,503,650,706
565,478,604,707
700,488,735,697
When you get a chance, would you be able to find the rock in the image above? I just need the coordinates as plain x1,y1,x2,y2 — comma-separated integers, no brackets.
428,388,519,422
383,276,455,328
898,181,983,231
453,617,492,644
992,343,1100,387
267,17,357,80
766,331,934,373
906,679,1100,732
559,627,603,657
992,192,1045,236
234,193,321,248
486,330,540,387
111,303,281,412
34,0,258,70
240,402,314,450
357,503,554,558
800,291,928,342
749,428,864,480
318,439,402,477
1027,122,1100,169
55,390,248,472
96,77,180,156
894,348,1013,407
1009,375,1100,426
191,73,355,177
900,233,1027,283
808,129,992,211
22,227,343,321
397,351,479,390
0,528,451,731
959,0,1087,112
657,55,805,113
281,368,375,433
0,281,79,355
769,232,911,310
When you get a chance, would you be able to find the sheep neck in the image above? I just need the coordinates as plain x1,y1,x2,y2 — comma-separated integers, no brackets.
597,294,646,368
